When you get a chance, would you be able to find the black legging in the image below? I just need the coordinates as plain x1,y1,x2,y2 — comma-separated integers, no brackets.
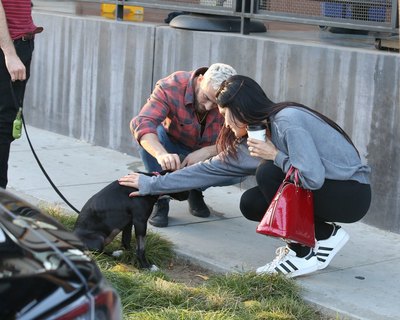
240,161,371,245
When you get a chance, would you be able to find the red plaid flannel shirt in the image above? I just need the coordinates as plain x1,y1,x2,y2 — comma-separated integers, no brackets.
131,67,224,150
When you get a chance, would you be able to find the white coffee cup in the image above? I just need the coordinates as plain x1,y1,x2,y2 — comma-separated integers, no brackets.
247,124,266,141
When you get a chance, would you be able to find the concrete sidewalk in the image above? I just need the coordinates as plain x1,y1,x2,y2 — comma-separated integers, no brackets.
7,126,400,320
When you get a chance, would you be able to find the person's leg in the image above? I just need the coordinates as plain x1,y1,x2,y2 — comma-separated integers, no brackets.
138,125,208,226
140,125,213,222
157,130,212,218
0,44,13,189
283,180,371,273
242,161,319,277
239,160,284,222
137,126,175,227
0,39,34,189
312,180,371,269
0,82,13,189
314,180,372,227
0,143,11,188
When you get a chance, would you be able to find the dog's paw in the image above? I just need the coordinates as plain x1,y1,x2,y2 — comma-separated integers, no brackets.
149,264,159,272
111,250,124,257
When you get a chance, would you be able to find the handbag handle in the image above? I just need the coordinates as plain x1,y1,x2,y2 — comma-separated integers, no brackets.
284,166,300,186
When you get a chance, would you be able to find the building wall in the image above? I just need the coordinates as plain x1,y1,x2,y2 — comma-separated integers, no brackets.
26,13,155,152
25,13,400,232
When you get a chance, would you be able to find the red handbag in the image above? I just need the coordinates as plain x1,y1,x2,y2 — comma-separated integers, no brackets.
256,166,316,247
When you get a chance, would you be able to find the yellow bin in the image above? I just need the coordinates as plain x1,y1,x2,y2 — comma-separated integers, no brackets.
101,4,144,21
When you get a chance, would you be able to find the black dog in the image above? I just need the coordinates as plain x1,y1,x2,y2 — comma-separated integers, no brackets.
73,171,188,270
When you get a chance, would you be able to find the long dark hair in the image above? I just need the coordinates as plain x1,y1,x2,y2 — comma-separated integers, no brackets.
215,75,359,158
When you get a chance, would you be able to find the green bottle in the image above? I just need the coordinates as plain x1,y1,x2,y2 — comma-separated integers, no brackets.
12,108,22,139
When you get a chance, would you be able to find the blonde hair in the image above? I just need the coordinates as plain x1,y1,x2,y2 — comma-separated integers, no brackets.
203,63,237,90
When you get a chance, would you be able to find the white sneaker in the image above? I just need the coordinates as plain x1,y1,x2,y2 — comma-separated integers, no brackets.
256,246,319,278
315,224,349,270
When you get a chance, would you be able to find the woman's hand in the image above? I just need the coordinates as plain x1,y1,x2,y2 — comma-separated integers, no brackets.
247,137,278,160
118,173,141,197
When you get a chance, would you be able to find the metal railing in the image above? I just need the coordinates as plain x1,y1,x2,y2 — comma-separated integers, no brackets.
255,0,398,32
99,0,398,33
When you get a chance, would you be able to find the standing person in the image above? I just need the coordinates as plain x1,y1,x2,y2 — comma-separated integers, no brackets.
0,0,42,188
120,75,371,278
131,63,237,227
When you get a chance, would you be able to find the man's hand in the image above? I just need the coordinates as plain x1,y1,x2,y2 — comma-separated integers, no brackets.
118,173,141,197
156,153,181,171
180,145,217,167
140,133,181,171
5,54,26,81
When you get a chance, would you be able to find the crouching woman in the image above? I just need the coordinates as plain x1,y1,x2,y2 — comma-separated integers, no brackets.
217,75,371,277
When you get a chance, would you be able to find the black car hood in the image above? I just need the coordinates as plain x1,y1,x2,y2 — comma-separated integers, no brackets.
0,191,103,318
0,192,97,278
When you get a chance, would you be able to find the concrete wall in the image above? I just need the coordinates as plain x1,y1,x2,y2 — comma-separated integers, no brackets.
25,13,400,232
26,13,155,153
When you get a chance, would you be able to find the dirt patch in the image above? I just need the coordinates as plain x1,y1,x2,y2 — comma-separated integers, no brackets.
163,257,216,287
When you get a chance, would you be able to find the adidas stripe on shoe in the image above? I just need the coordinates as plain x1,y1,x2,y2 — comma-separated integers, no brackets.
316,225,349,270
256,246,319,278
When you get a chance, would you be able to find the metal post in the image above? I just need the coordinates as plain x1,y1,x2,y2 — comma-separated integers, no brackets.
240,0,251,35
116,0,124,21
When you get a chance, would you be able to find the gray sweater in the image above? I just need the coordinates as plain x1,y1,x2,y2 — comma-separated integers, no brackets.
138,107,371,195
